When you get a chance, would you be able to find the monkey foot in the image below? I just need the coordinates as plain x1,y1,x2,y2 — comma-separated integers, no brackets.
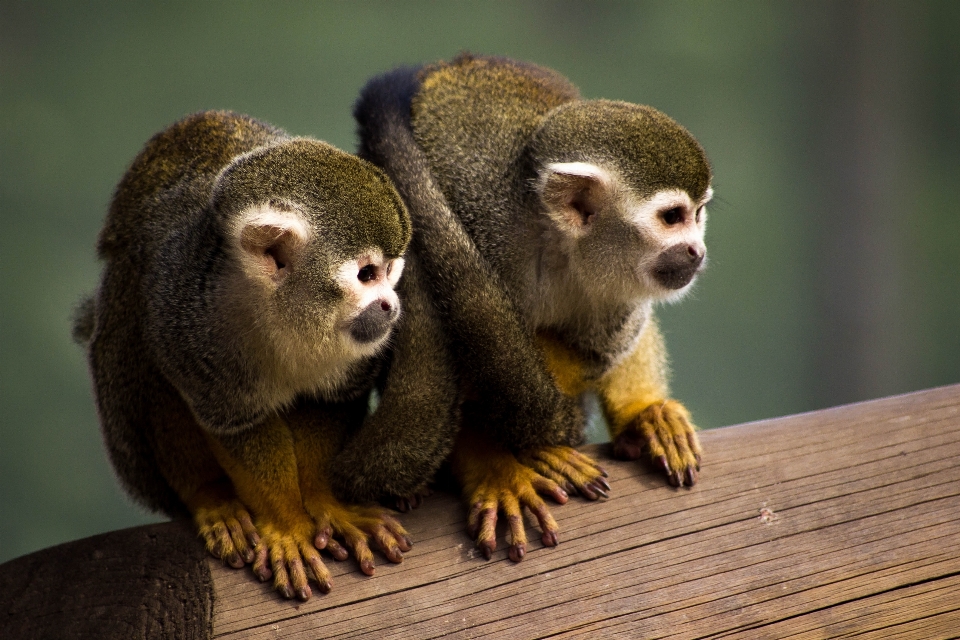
307,499,412,576
460,450,569,563
518,445,610,500
614,399,702,487
194,499,259,569
252,521,332,601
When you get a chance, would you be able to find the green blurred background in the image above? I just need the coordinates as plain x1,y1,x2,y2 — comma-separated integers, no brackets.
2,1,958,564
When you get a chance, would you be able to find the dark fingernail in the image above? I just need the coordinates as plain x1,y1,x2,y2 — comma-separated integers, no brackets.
361,560,375,576
669,471,681,487
597,465,609,478
509,544,525,562
685,467,698,486
315,533,328,549
542,531,559,547
565,482,576,495
297,587,311,601
242,548,255,564
402,535,413,549
480,541,494,560
593,485,609,499
597,477,611,492
279,584,294,599
333,547,349,561
658,455,669,472
255,567,271,582
318,580,332,594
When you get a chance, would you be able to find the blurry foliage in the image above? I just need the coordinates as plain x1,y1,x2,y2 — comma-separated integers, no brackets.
1,0,957,563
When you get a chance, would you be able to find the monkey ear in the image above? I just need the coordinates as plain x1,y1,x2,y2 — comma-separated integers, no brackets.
538,162,613,235
236,205,312,283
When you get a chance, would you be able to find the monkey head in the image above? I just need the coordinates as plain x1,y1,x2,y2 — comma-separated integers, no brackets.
212,138,411,401
530,100,712,304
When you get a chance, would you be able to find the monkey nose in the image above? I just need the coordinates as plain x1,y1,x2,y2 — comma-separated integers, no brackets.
686,244,704,263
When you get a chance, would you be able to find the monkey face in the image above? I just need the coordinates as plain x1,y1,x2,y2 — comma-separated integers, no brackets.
333,250,405,346
538,161,710,303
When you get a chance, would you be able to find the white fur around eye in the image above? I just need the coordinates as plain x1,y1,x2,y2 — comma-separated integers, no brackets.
334,249,401,314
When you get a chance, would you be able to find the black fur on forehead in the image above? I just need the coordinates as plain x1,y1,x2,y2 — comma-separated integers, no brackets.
211,138,411,258
529,100,711,201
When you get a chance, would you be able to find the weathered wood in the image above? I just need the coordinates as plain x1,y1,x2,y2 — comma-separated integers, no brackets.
208,384,960,639
1,519,212,640
3,385,957,638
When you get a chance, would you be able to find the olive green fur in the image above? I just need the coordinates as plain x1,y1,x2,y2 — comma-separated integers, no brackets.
355,57,585,453
75,110,449,514
354,54,711,454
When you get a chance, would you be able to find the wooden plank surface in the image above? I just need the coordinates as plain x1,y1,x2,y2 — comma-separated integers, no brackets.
209,384,960,639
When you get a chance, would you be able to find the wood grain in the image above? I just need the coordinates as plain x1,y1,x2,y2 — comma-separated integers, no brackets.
209,384,960,639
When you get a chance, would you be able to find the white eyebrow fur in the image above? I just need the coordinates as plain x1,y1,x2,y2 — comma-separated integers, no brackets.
232,202,312,243
544,161,613,185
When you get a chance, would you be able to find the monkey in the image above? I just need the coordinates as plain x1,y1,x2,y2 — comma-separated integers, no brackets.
352,54,711,561
74,110,459,600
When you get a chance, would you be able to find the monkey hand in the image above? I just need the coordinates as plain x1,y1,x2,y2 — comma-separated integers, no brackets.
517,446,610,500
194,499,260,569
613,399,702,487
249,517,334,601
457,446,569,562
305,496,412,577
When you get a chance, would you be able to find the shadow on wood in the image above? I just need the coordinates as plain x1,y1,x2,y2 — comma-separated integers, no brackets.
4,384,959,639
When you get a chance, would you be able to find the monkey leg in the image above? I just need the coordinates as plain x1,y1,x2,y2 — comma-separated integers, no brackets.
597,317,702,488
147,379,260,568
451,426,568,562
287,400,412,577
525,332,611,499
208,416,334,601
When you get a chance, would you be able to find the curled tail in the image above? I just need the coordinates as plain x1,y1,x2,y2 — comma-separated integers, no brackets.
354,70,582,450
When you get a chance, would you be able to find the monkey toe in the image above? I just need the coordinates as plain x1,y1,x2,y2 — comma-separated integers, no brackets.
522,446,609,501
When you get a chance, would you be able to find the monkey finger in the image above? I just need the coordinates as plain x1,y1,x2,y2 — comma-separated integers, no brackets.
524,458,575,494
381,517,413,552
252,542,271,582
337,523,376,575
564,448,609,478
371,525,404,564
476,508,498,559
269,547,294,600
286,554,312,601
301,545,332,595
237,511,260,551
500,493,526,563
530,475,569,504
324,537,349,561
529,502,560,547
225,518,254,564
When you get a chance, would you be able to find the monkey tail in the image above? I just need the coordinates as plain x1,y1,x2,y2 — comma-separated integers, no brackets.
71,294,96,345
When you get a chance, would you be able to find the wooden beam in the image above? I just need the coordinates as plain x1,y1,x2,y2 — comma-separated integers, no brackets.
210,384,960,639
3,384,958,638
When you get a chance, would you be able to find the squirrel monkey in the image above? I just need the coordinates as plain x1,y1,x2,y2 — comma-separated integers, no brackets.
74,111,458,600
354,54,711,561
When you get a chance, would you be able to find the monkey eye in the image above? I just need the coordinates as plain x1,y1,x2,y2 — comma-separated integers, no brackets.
357,264,378,283
696,206,704,223
660,207,684,226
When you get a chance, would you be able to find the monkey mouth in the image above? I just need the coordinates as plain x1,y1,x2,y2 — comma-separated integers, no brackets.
653,266,699,290
652,245,705,290
348,301,400,344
